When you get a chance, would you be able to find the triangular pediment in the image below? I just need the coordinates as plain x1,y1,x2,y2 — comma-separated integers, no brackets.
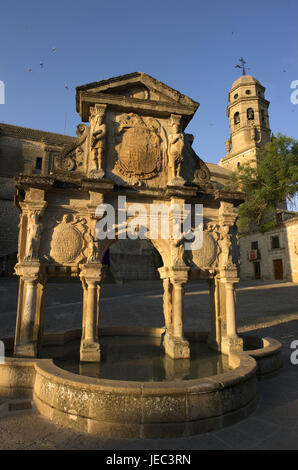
76,72,199,125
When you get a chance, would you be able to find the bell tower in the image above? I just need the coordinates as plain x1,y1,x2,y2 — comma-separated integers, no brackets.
219,75,271,171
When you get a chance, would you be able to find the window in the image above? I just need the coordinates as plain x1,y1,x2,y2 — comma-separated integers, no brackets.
251,241,258,250
234,93,238,99
271,236,280,249
234,112,240,124
247,108,254,120
245,89,251,95
35,157,42,170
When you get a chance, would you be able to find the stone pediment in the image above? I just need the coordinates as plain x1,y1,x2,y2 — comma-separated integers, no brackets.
76,72,199,128
51,72,211,189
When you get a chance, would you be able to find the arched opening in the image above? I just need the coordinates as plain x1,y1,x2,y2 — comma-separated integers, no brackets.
100,238,165,331
247,108,254,120
234,112,240,125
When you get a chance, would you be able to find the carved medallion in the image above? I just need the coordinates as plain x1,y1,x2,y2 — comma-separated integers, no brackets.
50,216,83,263
114,114,162,179
190,231,217,268
61,157,76,171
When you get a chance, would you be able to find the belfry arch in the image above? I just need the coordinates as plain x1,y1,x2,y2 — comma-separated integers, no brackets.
13,72,244,363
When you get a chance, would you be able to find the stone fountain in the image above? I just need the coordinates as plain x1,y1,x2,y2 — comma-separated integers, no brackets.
0,73,282,437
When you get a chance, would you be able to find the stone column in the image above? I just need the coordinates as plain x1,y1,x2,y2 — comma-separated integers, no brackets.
85,279,98,340
221,278,243,354
14,261,41,358
80,263,103,362
172,282,184,338
207,277,217,350
163,265,190,359
225,281,237,337
14,277,38,357
80,278,101,362
162,278,172,331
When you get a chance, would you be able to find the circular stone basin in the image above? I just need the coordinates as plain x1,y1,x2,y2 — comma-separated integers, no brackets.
52,336,230,382
2,328,282,439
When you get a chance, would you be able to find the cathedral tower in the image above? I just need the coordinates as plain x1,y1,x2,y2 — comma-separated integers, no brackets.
219,75,271,170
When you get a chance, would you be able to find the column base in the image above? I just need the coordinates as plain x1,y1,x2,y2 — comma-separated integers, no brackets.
80,340,101,362
14,342,37,358
163,332,190,359
221,335,243,355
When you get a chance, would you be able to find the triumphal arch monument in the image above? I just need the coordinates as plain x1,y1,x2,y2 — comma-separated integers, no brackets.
13,72,244,363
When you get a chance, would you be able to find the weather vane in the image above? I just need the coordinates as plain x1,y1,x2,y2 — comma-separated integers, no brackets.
235,57,250,75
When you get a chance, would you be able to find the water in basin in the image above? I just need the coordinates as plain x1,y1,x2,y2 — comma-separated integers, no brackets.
50,335,230,382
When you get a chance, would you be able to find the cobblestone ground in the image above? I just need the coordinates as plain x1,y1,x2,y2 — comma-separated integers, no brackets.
0,278,298,449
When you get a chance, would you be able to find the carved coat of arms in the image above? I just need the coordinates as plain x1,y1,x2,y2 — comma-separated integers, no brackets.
114,113,162,179
49,214,85,264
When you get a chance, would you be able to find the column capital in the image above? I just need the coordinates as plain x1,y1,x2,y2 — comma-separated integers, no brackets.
170,265,189,285
80,262,105,283
15,261,41,279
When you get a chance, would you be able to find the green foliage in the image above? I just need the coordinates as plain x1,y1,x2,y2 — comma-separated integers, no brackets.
224,133,298,231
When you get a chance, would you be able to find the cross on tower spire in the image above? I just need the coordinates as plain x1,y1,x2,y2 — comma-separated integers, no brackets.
235,57,250,75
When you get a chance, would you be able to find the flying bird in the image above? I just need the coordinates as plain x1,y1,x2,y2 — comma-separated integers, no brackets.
52,47,56,53
65,84,69,89
40,62,44,69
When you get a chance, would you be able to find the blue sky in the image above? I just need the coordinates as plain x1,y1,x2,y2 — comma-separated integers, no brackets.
0,0,297,164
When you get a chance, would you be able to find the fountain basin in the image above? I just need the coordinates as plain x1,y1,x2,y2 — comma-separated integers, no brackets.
0,328,282,438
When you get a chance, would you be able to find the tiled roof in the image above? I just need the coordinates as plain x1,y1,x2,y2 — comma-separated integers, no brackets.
0,123,77,147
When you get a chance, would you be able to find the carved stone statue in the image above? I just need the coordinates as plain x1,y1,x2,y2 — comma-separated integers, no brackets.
168,122,185,180
87,231,100,263
225,139,231,153
171,233,186,266
91,112,106,175
25,212,41,260
218,225,233,269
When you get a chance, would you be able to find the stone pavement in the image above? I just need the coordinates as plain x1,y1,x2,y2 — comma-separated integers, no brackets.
0,278,298,449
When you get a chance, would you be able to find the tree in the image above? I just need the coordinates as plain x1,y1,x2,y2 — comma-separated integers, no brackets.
224,134,298,232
